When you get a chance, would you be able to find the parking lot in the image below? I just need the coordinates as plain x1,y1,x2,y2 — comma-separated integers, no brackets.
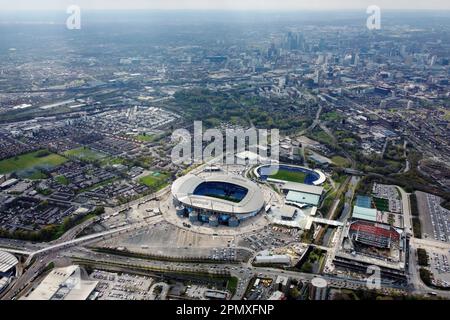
372,183,402,213
417,191,450,242
428,250,450,288
372,183,400,200
185,285,209,299
209,247,237,261
238,226,301,252
94,221,254,261
91,270,155,300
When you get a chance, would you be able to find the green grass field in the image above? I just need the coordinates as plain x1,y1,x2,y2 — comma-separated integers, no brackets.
100,156,125,167
227,277,239,295
63,147,106,162
373,197,389,212
0,150,67,174
135,134,155,142
27,170,48,180
332,156,350,167
321,111,343,121
55,175,70,185
309,129,335,146
139,172,170,190
442,109,450,121
269,169,307,183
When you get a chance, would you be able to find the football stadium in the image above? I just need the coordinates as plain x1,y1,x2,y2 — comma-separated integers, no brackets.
254,164,326,186
333,219,407,282
171,174,265,227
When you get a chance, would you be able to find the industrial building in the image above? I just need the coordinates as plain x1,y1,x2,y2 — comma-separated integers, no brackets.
24,265,98,300
268,291,285,300
274,205,300,221
309,277,328,300
253,255,291,265
0,251,19,293
352,206,378,222
204,290,229,300
275,275,289,292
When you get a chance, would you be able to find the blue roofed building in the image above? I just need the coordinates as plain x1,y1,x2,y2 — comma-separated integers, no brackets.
286,191,321,206
356,195,372,208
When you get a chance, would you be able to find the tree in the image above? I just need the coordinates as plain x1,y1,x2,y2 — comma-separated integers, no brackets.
301,262,313,273
419,268,432,286
417,248,429,267
93,206,105,215
289,287,301,299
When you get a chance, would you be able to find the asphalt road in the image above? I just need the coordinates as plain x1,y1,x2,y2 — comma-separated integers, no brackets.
397,186,413,236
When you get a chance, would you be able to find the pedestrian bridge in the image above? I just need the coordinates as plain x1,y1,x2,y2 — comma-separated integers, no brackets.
0,247,32,256
306,217,344,229
311,217,343,226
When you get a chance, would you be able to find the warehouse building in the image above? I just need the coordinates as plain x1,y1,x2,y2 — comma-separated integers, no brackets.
24,265,98,300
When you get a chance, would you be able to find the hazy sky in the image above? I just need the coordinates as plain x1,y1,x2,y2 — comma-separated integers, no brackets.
1,0,450,11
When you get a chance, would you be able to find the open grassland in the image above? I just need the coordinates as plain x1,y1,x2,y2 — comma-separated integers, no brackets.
139,172,170,190
0,150,67,174
332,156,351,167
63,147,106,162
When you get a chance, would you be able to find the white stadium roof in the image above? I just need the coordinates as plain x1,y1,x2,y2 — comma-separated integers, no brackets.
0,251,19,273
281,182,324,195
171,174,265,215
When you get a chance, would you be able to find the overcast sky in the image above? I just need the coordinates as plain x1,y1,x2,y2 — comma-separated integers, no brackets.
1,0,449,11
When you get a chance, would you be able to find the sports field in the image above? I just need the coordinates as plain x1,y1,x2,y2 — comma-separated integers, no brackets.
139,172,170,189
63,147,106,162
269,169,307,183
0,150,67,174
373,197,389,212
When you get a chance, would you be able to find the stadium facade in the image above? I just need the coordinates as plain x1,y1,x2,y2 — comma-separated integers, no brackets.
171,174,265,227
349,220,400,249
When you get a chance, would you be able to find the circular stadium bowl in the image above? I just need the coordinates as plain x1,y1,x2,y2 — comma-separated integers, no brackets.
171,174,265,227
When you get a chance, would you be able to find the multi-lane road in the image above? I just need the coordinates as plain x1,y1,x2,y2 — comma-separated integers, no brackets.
61,246,409,299
0,216,162,300
397,186,413,236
